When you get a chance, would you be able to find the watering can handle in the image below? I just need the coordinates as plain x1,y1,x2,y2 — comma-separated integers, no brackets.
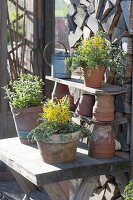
43,41,68,67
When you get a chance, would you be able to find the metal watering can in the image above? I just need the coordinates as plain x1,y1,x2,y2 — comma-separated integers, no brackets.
43,41,71,78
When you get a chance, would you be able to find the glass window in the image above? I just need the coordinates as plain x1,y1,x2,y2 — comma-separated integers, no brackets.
55,0,70,50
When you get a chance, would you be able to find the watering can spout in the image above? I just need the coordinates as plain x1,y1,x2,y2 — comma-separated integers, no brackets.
43,41,71,79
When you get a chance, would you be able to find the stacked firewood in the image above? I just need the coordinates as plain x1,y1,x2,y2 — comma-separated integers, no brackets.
90,174,128,200
67,0,132,152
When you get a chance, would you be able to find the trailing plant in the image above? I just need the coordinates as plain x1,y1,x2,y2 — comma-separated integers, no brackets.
3,73,44,109
28,97,91,142
66,31,126,77
124,180,133,200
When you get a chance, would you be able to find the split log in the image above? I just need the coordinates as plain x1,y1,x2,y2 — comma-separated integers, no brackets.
68,4,77,16
83,26,91,39
80,0,90,7
68,27,83,47
120,1,131,33
111,13,126,43
67,15,77,32
87,3,95,15
101,7,121,35
70,0,80,6
95,0,105,19
109,0,121,6
86,13,99,33
90,189,105,200
74,6,87,28
99,175,115,188
102,0,114,19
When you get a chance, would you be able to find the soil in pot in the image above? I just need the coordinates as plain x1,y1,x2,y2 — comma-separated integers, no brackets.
83,67,105,88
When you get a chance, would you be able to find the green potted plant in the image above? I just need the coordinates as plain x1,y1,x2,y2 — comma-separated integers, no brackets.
66,31,125,88
124,180,133,200
28,97,91,164
3,73,44,144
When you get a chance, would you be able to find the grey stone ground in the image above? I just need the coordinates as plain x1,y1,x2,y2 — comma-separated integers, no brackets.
0,180,50,200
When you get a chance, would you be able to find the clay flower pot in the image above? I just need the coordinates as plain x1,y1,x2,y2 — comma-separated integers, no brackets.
37,131,80,164
83,67,105,88
93,94,114,122
11,106,42,145
52,82,74,110
89,124,115,159
75,94,95,117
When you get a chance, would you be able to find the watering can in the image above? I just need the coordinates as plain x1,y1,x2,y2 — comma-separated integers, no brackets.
43,41,71,78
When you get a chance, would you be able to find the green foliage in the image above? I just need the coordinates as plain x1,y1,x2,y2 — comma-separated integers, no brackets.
55,0,69,17
28,97,91,142
28,120,91,142
66,31,126,77
124,180,133,200
3,73,44,109
8,10,24,44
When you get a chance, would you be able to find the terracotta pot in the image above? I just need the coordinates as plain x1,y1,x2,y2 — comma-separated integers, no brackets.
52,82,70,96
89,124,115,159
37,131,80,164
11,106,42,145
93,94,114,122
52,82,74,110
75,94,95,117
83,67,105,88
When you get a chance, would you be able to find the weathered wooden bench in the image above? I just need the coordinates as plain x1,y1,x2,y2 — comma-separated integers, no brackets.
0,137,130,200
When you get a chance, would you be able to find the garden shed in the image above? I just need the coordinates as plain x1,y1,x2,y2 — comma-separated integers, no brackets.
0,0,133,199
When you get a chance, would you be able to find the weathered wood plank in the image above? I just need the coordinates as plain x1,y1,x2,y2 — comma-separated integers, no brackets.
130,23,133,178
0,0,8,139
42,183,67,200
0,138,130,187
10,168,37,196
73,177,99,200
115,173,129,195
46,75,127,95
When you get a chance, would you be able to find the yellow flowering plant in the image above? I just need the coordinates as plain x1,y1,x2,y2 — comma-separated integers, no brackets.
66,31,126,77
28,97,91,142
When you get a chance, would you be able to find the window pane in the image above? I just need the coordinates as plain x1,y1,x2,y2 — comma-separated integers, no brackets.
55,0,70,50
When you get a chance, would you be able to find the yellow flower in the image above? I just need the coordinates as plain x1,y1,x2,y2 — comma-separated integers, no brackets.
42,97,71,126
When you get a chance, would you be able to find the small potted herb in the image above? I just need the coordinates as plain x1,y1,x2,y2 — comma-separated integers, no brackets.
124,180,133,200
66,31,125,88
3,73,44,144
28,97,91,164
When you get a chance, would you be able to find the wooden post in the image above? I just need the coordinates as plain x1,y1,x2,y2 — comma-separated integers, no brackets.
42,0,55,98
0,0,8,138
129,0,133,180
